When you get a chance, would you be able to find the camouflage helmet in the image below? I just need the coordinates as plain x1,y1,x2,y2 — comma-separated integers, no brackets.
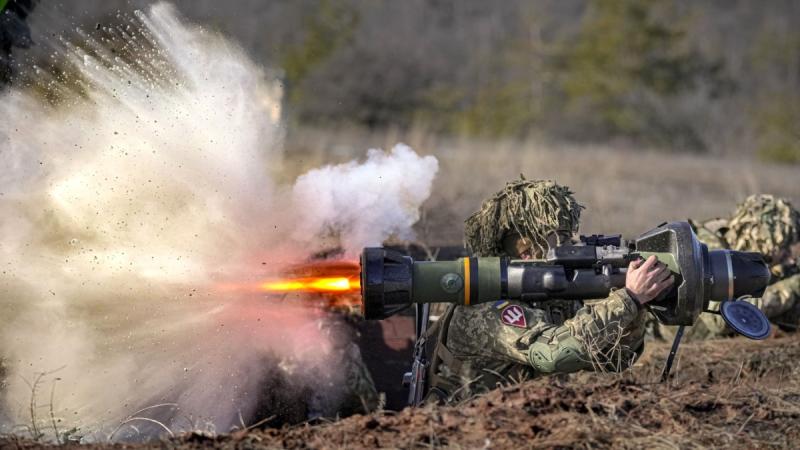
464,178,584,257
724,194,800,260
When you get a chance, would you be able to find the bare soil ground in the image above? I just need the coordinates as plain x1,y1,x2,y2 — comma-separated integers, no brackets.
5,333,800,449
4,128,798,449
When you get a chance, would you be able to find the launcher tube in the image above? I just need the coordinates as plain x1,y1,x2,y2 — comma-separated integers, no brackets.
360,221,770,325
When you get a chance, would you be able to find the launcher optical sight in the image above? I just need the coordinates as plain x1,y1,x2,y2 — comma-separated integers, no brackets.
361,222,770,329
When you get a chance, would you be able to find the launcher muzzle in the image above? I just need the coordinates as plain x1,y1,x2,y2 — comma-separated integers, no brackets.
361,222,770,327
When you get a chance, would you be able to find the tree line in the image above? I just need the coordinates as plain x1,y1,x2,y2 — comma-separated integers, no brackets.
20,0,800,162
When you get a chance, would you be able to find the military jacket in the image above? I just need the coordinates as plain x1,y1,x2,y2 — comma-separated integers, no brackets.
426,289,645,404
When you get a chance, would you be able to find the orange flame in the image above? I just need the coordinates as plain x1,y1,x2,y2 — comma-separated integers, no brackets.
217,260,363,309
260,276,361,294
257,260,363,309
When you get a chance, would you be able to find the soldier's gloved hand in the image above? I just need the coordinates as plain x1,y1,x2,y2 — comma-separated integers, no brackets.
625,255,674,305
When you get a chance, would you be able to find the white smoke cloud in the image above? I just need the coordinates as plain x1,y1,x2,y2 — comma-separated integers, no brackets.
290,144,439,256
0,2,437,442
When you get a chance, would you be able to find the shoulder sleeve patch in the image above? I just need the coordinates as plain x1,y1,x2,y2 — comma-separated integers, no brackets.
500,304,527,328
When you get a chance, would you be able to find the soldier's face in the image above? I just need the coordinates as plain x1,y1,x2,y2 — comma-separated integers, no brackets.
502,233,535,259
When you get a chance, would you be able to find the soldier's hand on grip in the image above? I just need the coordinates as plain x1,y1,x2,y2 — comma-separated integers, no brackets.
626,255,674,305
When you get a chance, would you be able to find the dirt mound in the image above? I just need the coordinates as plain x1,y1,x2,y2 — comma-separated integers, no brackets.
4,335,800,449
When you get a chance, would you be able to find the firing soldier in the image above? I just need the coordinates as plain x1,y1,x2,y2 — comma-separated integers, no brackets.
288,260,381,418
310,297,381,418
424,179,674,403
658,194,800,339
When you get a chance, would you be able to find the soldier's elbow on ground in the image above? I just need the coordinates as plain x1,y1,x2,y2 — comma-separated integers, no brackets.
527,336,594,374
528,335,643,374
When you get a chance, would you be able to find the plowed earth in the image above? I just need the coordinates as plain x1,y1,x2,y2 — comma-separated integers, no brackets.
4,334,800,449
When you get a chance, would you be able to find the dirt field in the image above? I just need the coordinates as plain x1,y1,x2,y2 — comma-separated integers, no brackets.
4,332,800,449
3,127,798,449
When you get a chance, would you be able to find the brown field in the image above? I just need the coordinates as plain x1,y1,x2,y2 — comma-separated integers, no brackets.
283,126,800,245
2,128,798,449
5,333,800,449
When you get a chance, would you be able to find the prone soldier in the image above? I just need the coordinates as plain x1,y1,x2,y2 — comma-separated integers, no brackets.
424,179,674,404
658,194,800,340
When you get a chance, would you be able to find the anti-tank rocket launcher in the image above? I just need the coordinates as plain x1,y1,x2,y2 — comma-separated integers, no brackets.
361,221,771,335
361,221,772,404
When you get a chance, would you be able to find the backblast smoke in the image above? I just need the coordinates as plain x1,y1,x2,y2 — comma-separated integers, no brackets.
0,3,437,441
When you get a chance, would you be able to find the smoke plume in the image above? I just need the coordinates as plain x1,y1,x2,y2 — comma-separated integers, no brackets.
0,3,437,441
290,144,438,256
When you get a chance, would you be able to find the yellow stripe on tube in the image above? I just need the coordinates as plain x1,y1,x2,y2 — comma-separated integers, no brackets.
463,257,471,305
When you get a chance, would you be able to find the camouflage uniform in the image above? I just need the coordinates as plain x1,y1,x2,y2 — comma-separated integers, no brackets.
659,195,800,340
426,180,647,403
271,258,380,419
330,314,382,416
310,300,381,418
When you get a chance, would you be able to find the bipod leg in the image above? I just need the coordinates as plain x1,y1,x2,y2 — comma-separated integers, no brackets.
660,325,685,383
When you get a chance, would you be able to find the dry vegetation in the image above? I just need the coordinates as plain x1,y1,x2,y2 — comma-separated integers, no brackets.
1,130,798,449
4,2,799,448
23,1,800,161
283,126,800,244
5,334,800,449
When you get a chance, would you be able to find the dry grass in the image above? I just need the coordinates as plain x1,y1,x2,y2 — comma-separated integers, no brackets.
282,126,800,244
4,128,799,449
206,335,800,449
9,335,785,449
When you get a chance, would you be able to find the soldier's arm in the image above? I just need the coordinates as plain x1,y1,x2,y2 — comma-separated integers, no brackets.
527,255,671,374
527,289,645,374
760,274,800,319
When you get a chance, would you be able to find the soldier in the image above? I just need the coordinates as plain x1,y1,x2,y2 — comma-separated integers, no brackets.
424,179,674,404
307,310,381,419
256,260,380,422
304,265,381,417
673,194,800,339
